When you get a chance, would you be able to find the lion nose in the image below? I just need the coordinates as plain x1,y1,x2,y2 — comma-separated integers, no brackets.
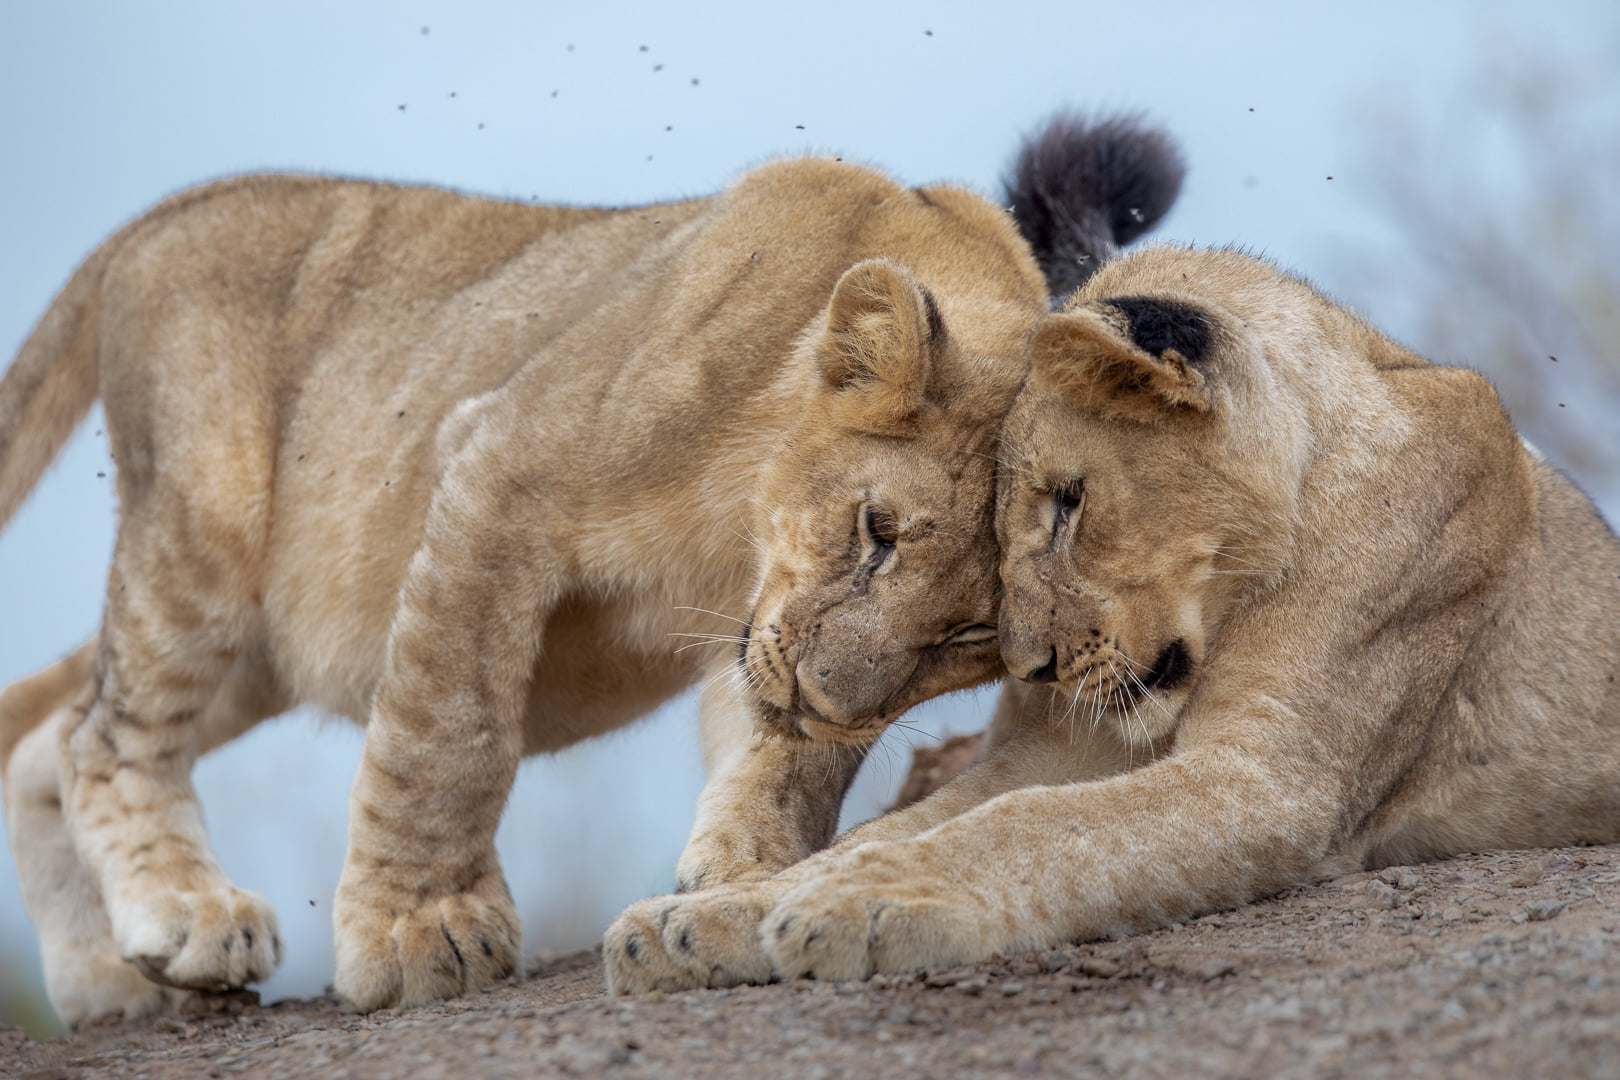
1018,647,1059,685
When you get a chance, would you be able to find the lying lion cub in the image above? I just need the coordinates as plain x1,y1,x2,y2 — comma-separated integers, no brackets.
0,118,1184,1022
605,243,1620,992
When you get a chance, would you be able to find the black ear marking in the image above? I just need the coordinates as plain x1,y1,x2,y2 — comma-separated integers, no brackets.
917,284,946,345
1105,296,1212,365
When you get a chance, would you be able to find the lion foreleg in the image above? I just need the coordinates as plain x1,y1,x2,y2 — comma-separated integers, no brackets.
760,742,1336,981
676,664,867,892
605,679,1137,993
332,461,559,1012
829,680,1139,848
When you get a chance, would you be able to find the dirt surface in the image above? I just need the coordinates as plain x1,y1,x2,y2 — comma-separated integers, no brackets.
7,845,1620,1079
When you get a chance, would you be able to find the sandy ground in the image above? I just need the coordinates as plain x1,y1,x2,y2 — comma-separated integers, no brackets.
7,844,1620,1079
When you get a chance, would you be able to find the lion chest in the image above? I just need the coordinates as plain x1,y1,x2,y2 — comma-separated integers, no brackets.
517,589,723,754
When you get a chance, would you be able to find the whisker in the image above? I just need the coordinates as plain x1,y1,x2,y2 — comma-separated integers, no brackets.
1123,666,1175,721
700,667,735,693
673,605,752,626
1112,660,1156,757
673,639,749,656
728,527,767,555
888,719,943,745
738,516,774,555
953,448,1021,472
1206,547,1281,576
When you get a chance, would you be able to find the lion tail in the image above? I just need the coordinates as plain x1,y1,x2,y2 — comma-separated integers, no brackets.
1003,112,1186,303
0,241,116,534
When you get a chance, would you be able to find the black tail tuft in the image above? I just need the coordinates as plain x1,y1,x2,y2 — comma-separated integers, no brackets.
1003,112,1185,302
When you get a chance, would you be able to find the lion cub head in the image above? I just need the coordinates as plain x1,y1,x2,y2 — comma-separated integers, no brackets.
996,249,1314,746
742,258,1017,745
738,114,1187,747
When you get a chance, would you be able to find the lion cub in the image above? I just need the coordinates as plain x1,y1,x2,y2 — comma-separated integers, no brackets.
606,244,1620,991
0,118,1183,1021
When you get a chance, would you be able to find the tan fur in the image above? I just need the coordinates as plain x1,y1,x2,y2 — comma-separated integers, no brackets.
604,245,1620,992
0,160,1047,1020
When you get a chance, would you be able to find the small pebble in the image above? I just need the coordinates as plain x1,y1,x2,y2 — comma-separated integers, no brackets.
1510,856,1555,887
1525,900,1566,922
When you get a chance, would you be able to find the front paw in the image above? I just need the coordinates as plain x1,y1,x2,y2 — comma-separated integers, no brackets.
110,884,283,993
333,873,519,1011
762,843,989,982
605,887,777,995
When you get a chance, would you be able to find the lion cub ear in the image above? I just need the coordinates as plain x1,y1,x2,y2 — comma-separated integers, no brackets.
815,259,942,432
1031,295,1215,417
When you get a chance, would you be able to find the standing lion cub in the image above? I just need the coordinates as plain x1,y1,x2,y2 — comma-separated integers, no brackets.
605,243,1620,992
0,118,1184,1022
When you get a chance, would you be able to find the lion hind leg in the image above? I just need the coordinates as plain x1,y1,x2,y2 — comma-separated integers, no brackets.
2,643,185,1025
60,532,288,996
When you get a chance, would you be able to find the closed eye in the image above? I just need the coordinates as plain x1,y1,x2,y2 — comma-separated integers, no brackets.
858,503,900,567
944,623,998,645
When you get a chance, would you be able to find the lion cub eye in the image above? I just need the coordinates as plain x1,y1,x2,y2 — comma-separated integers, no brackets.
858,504,901,562
1054,479,1085,528
945,623,998,645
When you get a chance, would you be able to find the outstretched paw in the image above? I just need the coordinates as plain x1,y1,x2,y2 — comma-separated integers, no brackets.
111,884,282,993
605,886,778,995
763,843,989,982
334,877,520,1011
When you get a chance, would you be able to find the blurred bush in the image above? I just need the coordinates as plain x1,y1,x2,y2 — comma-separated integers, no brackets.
1344,46,1620,505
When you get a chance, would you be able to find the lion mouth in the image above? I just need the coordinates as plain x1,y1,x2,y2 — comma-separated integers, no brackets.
752,698,891,747
755,701,809,741
1142,638,1192,692
1063,639,1192,710
738,617,802,712
797,710,891,747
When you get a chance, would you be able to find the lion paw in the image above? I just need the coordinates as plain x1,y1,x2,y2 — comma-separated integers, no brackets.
333,884,520,1011
45,946,191,1026
109,884,282,993
762,844,988,982
605,887,777,995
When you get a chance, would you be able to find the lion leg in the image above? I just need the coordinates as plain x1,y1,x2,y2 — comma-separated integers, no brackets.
604,667,866,996
331,457,558,1012
762,741,1333,982
829,680,1141,846
3,643,185,1024
606,680,1142,994
674,660,867,893
59,544,286,997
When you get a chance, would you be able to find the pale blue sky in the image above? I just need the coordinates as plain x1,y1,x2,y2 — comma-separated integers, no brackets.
2,0,1616,1025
